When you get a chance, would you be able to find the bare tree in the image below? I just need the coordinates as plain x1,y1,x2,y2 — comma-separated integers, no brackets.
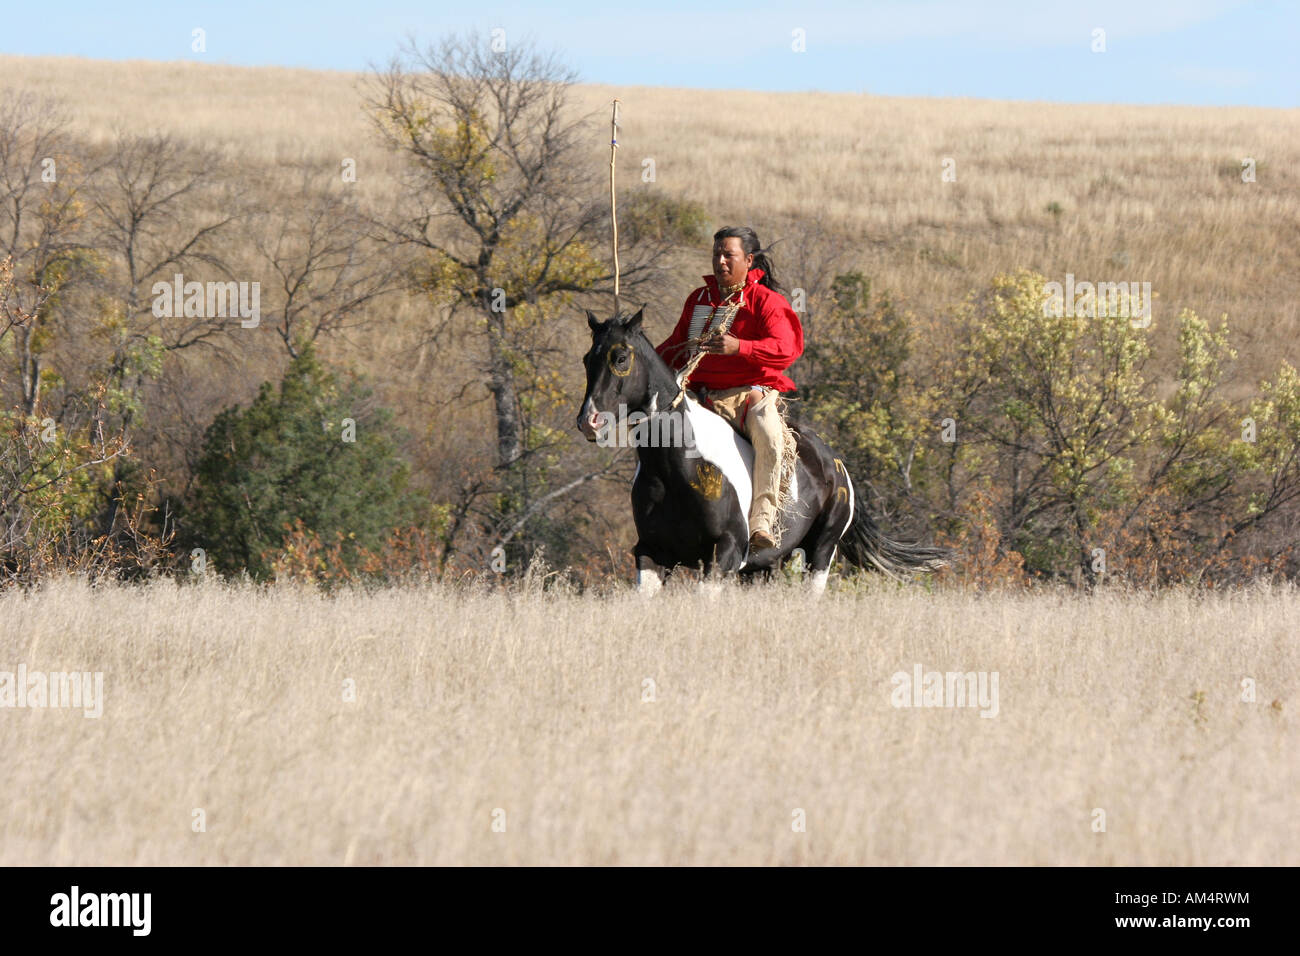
0,90,72,274
366,32,684,566
252,171,399,358
86,131,238,540
90,131,236,352
367,32,661,471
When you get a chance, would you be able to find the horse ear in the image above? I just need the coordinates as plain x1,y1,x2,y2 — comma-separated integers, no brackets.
585,309,601,331
623,306,645,333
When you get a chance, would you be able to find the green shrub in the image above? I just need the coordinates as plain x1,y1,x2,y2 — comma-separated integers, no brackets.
186,345,416,579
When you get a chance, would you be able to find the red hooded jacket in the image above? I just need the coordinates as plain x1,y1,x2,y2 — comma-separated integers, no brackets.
654,267,804,392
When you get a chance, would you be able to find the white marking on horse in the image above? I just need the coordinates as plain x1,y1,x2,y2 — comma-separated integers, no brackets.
631,395,802,572
683,396,753,541
682,396,801,567
636,568,662,595
841,469,856,541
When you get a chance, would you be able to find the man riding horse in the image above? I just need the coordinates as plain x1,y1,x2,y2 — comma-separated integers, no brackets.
654,226,801,553
576,226,950,590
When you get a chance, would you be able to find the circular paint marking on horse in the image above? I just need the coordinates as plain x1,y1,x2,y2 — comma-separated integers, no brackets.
607,344,635,377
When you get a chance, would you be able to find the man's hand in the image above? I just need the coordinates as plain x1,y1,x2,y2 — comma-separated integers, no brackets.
700,332,741,356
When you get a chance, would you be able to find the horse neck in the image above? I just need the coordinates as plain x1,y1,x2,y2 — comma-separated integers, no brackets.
605,334,674,424
622,334,698,481
634,333,682,412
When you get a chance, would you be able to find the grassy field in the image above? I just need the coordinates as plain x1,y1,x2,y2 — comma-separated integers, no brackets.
1,56,1296,866
1,575,1294,865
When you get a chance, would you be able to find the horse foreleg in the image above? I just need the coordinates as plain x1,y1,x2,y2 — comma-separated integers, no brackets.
696,533,744,599
635,551,665,596
703,532,745,575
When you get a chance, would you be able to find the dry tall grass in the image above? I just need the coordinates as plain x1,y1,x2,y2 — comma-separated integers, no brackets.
2,575,1294,865
1,58,1296,866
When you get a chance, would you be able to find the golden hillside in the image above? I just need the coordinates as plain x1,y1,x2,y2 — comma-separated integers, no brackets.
3,54,1297,365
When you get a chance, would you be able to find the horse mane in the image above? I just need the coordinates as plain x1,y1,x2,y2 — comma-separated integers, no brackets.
618,318,681,400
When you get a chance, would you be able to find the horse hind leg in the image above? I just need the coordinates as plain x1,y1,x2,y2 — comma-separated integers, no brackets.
808,547,836,596
794,529,839,596
805,479,855,597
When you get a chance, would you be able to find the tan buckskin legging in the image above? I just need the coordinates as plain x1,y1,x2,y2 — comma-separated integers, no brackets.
702,385,786,539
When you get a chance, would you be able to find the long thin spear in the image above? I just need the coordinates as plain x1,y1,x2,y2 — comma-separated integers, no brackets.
609,99,621,316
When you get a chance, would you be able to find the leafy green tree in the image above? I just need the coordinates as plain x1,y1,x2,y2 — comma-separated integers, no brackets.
933,271,1300,583
801,272,932,509
1232,360,1300,557
187,344,417,579
950,270,1155,576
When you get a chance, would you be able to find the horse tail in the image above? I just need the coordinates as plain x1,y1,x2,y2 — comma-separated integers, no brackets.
837,472,953,578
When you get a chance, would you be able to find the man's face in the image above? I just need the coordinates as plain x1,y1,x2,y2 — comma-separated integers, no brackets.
713,237,752,288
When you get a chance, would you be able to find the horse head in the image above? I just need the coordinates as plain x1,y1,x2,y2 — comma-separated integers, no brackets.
576,307,673,441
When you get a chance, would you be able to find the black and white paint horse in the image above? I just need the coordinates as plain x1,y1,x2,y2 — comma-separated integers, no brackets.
577,308,950,593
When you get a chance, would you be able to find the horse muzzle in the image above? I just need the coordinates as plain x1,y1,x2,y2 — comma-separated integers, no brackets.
576,399,602,442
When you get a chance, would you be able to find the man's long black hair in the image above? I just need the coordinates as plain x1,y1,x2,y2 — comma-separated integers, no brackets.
714,226,787,298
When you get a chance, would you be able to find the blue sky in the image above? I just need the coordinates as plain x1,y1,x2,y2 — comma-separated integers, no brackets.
1,0,1295,107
